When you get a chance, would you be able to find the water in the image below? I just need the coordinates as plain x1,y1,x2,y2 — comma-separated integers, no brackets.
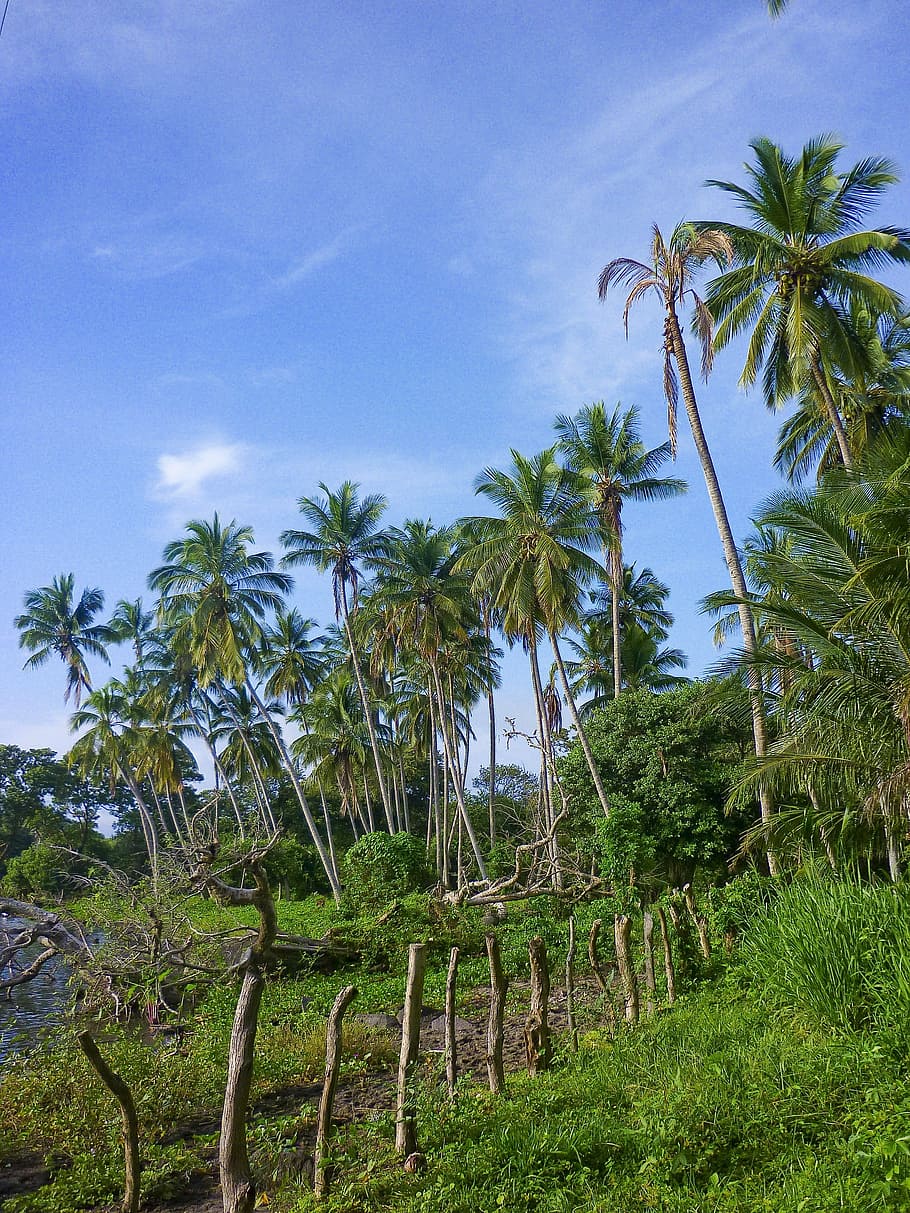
0,916,70,1060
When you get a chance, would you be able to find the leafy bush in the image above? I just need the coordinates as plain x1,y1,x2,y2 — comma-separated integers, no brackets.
341,831,429,912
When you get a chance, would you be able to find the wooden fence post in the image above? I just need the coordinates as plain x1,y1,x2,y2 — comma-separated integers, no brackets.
565,915,578,1053
656,906,676,1005
485,934,508,1095
589,917,616,1032
525,936,552,1075
445,946,459,1101
642,911,657,1016
314,984,357,1199
396,943,427,1157
614,914,639,1025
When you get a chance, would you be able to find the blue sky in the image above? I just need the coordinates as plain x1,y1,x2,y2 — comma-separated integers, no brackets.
2,0,909,770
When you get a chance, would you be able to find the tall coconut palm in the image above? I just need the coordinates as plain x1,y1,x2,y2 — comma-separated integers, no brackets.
281,483,395,833
149,515,340,898
599,221,779,870
108,598,156,669
458,449,612,829
555,402,685,698
774,308,910,483
69,681,160,874
372,519,490,881
703,135,910,470
15,574,112,706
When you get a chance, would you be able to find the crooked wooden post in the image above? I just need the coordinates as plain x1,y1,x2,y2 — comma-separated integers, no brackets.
77,1032,140,1213
642,910,657,1017
485,934,508,1095
588,917,616,1032
525,936,552,1074
656,906,676,1005
614,914,639,1025
565,915,578,1053
396,943,426,1156
683,884,711,960
314,984,357,1199
445,946,460,1101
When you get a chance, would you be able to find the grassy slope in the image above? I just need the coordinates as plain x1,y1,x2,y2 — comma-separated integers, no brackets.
2,893,909,1212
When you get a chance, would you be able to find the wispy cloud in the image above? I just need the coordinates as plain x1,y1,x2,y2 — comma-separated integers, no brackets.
273,228,359,289
154,442,246,499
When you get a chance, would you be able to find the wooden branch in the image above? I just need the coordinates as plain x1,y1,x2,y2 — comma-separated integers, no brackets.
77,1032,140,1213
656,906,676,1004
642,911,657,1016
315,984,357,1200
614,914,639,1026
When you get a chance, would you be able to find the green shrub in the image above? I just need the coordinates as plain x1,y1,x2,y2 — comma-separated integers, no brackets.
341,831,429,912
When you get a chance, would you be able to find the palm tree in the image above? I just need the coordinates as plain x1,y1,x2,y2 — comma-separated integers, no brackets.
774,308,910,483
149,515,340,898
599,221,779,870
555,402,685,698
108,598,156,668
281,483,395,833
372,519,490,881
458,449,612,832
703,135,910,470
68,681,160,873
725,431,910,877
588,564,674,642
15,574,112,706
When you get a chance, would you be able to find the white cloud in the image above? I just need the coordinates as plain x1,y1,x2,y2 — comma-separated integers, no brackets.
154,442,246,499
273,228,360,290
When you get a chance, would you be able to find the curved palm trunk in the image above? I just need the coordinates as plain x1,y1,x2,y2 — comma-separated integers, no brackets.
340,594,395,832
810,356,854,470
216,689,277,833
667,305,779,874
482,603,497,847
550,632,611,819
244,679,342,901
528,633,562,888
429,663,489,882
611,545,623,699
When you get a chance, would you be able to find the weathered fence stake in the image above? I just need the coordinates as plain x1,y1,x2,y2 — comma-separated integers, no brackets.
588,917,616,1032
642,910,657,1016
396,942,427,1157
77,1032,140,1213
614,914,639,1025
485,934,508,1095
525,936,552,1074
565,915,578,1052
314,984,357,1199
683,884,712,960
656,905,676,1004
445,946,459,1101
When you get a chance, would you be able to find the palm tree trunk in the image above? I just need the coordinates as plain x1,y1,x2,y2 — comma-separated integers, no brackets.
611,543,623,699
528,633,561,888
430,663,490,882
667,305,779,875
550,633,611,819
244,679,342,900
483,603,497,848
340,598,395,831
811,356,854,470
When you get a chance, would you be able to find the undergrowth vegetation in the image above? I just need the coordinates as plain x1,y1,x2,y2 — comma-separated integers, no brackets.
3,875,910,1212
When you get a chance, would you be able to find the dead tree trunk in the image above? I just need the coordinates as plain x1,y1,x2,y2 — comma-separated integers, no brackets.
614,914,639,1026
445,946,459,1101
656,906,676,1005
192,849,277,1213
315,984,357,1200
77,1032,140,1213
221,964,264,1213
524,936,552,1075
565,915,578,1053
485,934,508,1095
642,911,657,1017
683,884,711,960
396,942,427,1157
